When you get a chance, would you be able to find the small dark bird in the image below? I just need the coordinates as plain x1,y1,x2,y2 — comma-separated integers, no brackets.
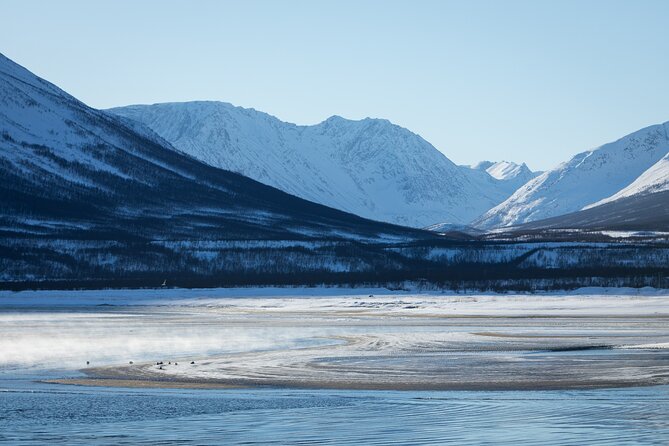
168,361,171,365
190,361,195,364
175,362,178,365
86,361,89,365
159,365,163,370
129,361,134,364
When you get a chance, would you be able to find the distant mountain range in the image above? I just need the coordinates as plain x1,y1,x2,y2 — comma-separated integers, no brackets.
109,102,534,228
2,52,669,289
4,47,668,236
475,122,669,229
1,53,425,242
112,101,669,233
0,52,440,285
470,160,540,196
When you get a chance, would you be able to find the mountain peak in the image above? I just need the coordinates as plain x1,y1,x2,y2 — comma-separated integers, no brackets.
472,160,495,171
475,121,669,229
320,115,393,127
485,161,533,180
472,160,535,181
322,114,347,123
110,102,512,227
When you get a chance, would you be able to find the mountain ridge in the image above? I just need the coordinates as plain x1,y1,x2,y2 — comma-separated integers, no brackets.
0,51,440,283
3,52,669,290
109,101,522,227
475,122,669,228
585,152,669,208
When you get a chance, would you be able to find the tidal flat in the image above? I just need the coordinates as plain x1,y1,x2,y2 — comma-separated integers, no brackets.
2,287,669,444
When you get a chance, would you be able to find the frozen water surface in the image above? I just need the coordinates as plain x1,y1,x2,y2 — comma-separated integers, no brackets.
2,287,669,444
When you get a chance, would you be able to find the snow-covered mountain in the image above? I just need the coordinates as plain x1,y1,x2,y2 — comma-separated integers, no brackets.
472,160,533,180
471,160,538,194
4,51,668,289
486,161,535,181
586,152,669,208
516,190,669,233
475,122,669,228
109,102,514,227
1,52,445,284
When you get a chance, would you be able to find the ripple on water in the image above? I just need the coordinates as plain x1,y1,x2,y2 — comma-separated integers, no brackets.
2,383,669,445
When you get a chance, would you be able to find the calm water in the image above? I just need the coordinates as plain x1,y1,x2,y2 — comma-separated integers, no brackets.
2,374,669,445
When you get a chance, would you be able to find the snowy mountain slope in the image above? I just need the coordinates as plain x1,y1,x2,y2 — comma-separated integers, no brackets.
471,160,495,171
487,161,534,181
471,160,539,195
0,52,431,244
109,102,512,227
515,190,669,232
475,122,669,228
472,160,535,181
585,153,669,208
4,52,669,289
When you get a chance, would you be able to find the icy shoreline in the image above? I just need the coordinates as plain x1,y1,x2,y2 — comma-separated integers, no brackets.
79,319,669,391
1,285,668,308
3,287,669,391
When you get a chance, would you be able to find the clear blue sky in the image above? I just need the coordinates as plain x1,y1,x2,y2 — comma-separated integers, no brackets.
2,0,668,171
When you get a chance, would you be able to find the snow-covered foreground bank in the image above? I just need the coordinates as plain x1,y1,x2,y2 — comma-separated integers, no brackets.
2,286,669,314
2,288,669,390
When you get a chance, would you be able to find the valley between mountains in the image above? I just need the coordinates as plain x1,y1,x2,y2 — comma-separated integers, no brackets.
2,52,668,290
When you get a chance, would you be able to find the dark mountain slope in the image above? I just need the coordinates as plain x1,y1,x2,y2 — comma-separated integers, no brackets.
0,52,441,286
2,53,668,291
514,190,669,233
0,52,429,243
